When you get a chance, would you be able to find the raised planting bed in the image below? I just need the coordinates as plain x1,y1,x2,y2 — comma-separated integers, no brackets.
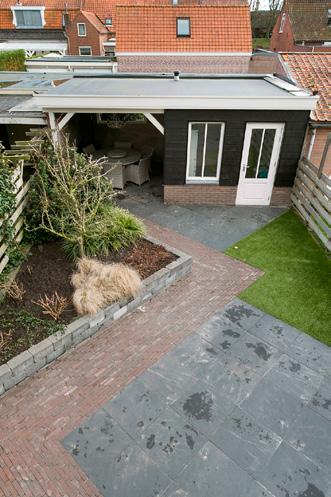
0,235,192,395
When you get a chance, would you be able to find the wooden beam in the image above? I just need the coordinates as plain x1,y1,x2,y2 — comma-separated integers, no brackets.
48,112,58,145
143,112,164,135
318,132,331,178
58,112,75,131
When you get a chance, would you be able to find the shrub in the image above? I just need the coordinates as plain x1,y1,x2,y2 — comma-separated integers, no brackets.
63,204,145,259
72,258,142,315
0,50,25,71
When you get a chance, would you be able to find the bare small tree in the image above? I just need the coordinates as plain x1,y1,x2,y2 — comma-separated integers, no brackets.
28,130,115,258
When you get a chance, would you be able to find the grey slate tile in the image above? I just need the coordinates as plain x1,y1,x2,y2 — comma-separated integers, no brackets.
286,333,331,375
170,379,236,438
197,314,244,353
139,407,207,479
285,406,331,472
225,334,281,374
256,442,331,497
310,378,331,420
241,373,306,437
247,314,301,350
173,441,277,497
62,409,132,468
87,443,171,497
211,406,282,476
103,376,171,440
220,299,265,329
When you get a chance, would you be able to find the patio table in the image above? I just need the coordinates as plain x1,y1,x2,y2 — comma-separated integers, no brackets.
100,148,142,166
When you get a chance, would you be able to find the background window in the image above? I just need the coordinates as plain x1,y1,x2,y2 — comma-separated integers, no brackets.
187,122,224,182
14,9,43,28
177,18,190,37
79,46,92,56
105,17,112,26
77,23,86,36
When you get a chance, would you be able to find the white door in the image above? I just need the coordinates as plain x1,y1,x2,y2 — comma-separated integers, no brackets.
236,123,284,205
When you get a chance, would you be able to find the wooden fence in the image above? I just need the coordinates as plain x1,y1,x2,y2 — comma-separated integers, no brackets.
0,161,31,274
292,158,331,252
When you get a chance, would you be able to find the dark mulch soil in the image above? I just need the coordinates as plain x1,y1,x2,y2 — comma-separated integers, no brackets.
0,239,176,365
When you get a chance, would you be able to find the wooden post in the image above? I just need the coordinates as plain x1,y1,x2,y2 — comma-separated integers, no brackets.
318,132,331,178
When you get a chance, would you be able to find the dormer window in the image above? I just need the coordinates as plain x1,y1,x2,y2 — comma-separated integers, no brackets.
177,17,190,37
279,13,286,33
105,17,112,26
11,6,45,29
328,9,331,26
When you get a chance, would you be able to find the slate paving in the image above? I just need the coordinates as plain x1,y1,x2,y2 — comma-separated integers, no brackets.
118,181,286,251
62,299,331,497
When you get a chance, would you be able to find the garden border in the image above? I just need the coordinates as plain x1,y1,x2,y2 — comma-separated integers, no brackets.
0,235,192,396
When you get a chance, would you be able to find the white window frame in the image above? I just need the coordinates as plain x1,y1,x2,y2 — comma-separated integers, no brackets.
79,46,92,56
186,122,225,184
105,17,112,26
279,13,286,33
77,23,86,37
11,6,45,28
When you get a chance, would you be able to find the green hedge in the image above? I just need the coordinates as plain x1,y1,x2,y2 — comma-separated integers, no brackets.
0,50,25,71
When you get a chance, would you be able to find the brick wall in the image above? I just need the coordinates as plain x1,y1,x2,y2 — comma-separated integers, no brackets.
270,9,295,52
164,185,292,207
66,12,106,55
310,128,331,173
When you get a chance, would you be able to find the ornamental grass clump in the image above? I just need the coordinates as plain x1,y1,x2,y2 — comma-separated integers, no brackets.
26,130,145,258
72,257,142,316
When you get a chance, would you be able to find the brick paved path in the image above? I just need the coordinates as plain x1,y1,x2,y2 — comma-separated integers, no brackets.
0,220,260,497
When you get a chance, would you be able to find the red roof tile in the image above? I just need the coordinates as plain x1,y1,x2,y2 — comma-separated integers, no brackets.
80,10,109,33
282,53,331,122
115,4,252,53
285,0,331,42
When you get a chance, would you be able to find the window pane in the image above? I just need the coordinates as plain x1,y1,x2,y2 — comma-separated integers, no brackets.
204,124,221,177
257,129,276,179
16,10,42,27
78,24,86,35
79,47,92,55
177,18,190,36
246,129,263,178
188,124,205,177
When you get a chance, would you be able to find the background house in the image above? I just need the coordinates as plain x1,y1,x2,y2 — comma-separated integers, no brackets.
270,0,331,53
115,1,252,72
282,52,331,175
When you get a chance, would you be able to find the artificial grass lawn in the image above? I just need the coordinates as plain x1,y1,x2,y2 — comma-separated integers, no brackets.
225,210,331,346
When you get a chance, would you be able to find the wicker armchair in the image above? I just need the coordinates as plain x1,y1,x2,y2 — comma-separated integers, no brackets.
125,157,150,186
104,163,126,189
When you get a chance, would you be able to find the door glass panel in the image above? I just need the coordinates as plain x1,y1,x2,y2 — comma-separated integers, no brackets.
246,129,263,178
188,123,204,177
258,129,276,179
204,124,221,177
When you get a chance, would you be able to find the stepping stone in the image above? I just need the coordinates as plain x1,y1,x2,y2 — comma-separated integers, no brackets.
211,406,282,476
256,442,331,497
285,406,331,472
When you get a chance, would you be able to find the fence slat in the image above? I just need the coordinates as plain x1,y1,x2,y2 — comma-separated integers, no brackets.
293,160,331,252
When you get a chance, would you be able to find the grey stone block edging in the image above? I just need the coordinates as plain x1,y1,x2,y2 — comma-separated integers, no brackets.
0,236,192,397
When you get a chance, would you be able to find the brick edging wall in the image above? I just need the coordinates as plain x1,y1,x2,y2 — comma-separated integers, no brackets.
0,236,192,396
164,185,292,206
